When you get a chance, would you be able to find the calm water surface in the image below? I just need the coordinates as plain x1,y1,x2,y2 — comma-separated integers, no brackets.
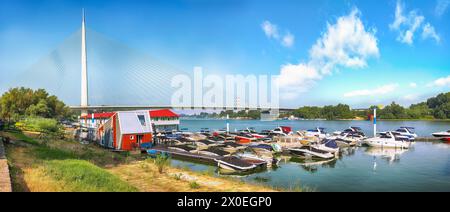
170,120,450,191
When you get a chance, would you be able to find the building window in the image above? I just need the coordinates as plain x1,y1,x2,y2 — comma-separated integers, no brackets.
137,115,146,126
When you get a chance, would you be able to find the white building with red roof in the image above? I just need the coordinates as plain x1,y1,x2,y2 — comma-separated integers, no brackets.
80,112,115,128
149,109,180,132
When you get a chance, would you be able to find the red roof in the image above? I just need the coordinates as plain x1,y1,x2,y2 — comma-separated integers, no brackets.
149,109,179,118
80,112,115,119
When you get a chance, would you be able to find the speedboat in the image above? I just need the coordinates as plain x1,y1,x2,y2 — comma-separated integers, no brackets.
288,146,335,160
250,143,282,153
394,127,417,139
232,132,257,144
305,127,328,139
363,131,413,148
196,146,231,157
432,130,450,138
270,126,293,136
168,144,197,153
240,128,268,139
195,139,218,149
334,126,365,137
214,156,262,172
235,151,279,168
314,139,340,154
329,131,365,147
217,142,247,153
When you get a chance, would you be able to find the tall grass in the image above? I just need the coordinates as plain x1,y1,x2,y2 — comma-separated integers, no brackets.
154,154,171,174
42,159,137,192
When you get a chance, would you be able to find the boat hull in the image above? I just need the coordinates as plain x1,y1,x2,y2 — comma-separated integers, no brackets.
365,140,411,148
288,148,335,160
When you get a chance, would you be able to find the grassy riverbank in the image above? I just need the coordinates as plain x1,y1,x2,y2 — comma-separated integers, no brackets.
1,130,278,192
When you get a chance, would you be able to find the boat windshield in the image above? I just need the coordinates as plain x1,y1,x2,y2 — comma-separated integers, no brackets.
400,127,415,133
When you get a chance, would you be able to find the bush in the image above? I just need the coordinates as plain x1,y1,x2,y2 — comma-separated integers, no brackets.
15,117,61,134
189,181,200,189
154,153,171,174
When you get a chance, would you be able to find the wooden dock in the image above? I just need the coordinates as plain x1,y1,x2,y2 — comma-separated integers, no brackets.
415,137,442,142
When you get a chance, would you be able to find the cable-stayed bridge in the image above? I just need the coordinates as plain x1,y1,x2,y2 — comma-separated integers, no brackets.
11,11,293,114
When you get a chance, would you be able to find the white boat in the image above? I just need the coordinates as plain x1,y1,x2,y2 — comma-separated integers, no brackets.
432,130,450,138
214,156,259,172
305,127,328,139
333,126,365,137
240,128,268,139
364,131,412,148
269,126,293,136
235,152,278,168
394,127,417,138
329,132,365,147
314,139,340,154
288,146,335,160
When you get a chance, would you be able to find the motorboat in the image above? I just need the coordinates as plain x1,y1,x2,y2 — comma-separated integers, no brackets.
329,131,365,147
288,146,335,160
168,144,197,153
335,126,365,137
432,130,450,138
235,152,278,168
195,139,218,148
269,126,293,136
231,132,257,144
214,156,260,172
314,139,340,154
240,128,268,139
305,127,328,139
363,131,413,148
196,146,231,157
394,127,417,139
250,143,282,153
218,142,247,153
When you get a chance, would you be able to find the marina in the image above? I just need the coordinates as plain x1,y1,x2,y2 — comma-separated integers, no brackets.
144,119,450,191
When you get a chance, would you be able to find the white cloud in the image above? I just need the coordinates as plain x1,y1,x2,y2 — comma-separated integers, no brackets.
261,21,295,48
281,32,295,47
390,0,440,45
435,0,450,17
261,21,279,39
310,9,379,75
277,63,321,100
409,82,417,88
428,75,450,87
422,23,441,43
277,8,379,99
343,84,399,97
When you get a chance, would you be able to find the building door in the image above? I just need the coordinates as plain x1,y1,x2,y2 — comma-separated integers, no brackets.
137,135,143,146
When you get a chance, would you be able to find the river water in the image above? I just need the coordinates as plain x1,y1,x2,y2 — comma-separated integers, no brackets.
170,119,450,192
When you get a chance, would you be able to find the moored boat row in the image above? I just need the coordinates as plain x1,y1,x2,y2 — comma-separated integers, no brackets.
148,125,448,174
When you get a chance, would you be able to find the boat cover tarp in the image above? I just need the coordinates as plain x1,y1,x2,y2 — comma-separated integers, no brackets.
324,139,338,148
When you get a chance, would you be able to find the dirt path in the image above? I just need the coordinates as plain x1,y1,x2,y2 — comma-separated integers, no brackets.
108,160,277,192
0,138,12,192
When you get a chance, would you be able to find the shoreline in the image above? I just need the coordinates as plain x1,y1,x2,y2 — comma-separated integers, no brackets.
181,118,450,121
1,130,280,192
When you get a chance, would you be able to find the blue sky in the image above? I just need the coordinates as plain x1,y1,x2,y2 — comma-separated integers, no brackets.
0,0,449,108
